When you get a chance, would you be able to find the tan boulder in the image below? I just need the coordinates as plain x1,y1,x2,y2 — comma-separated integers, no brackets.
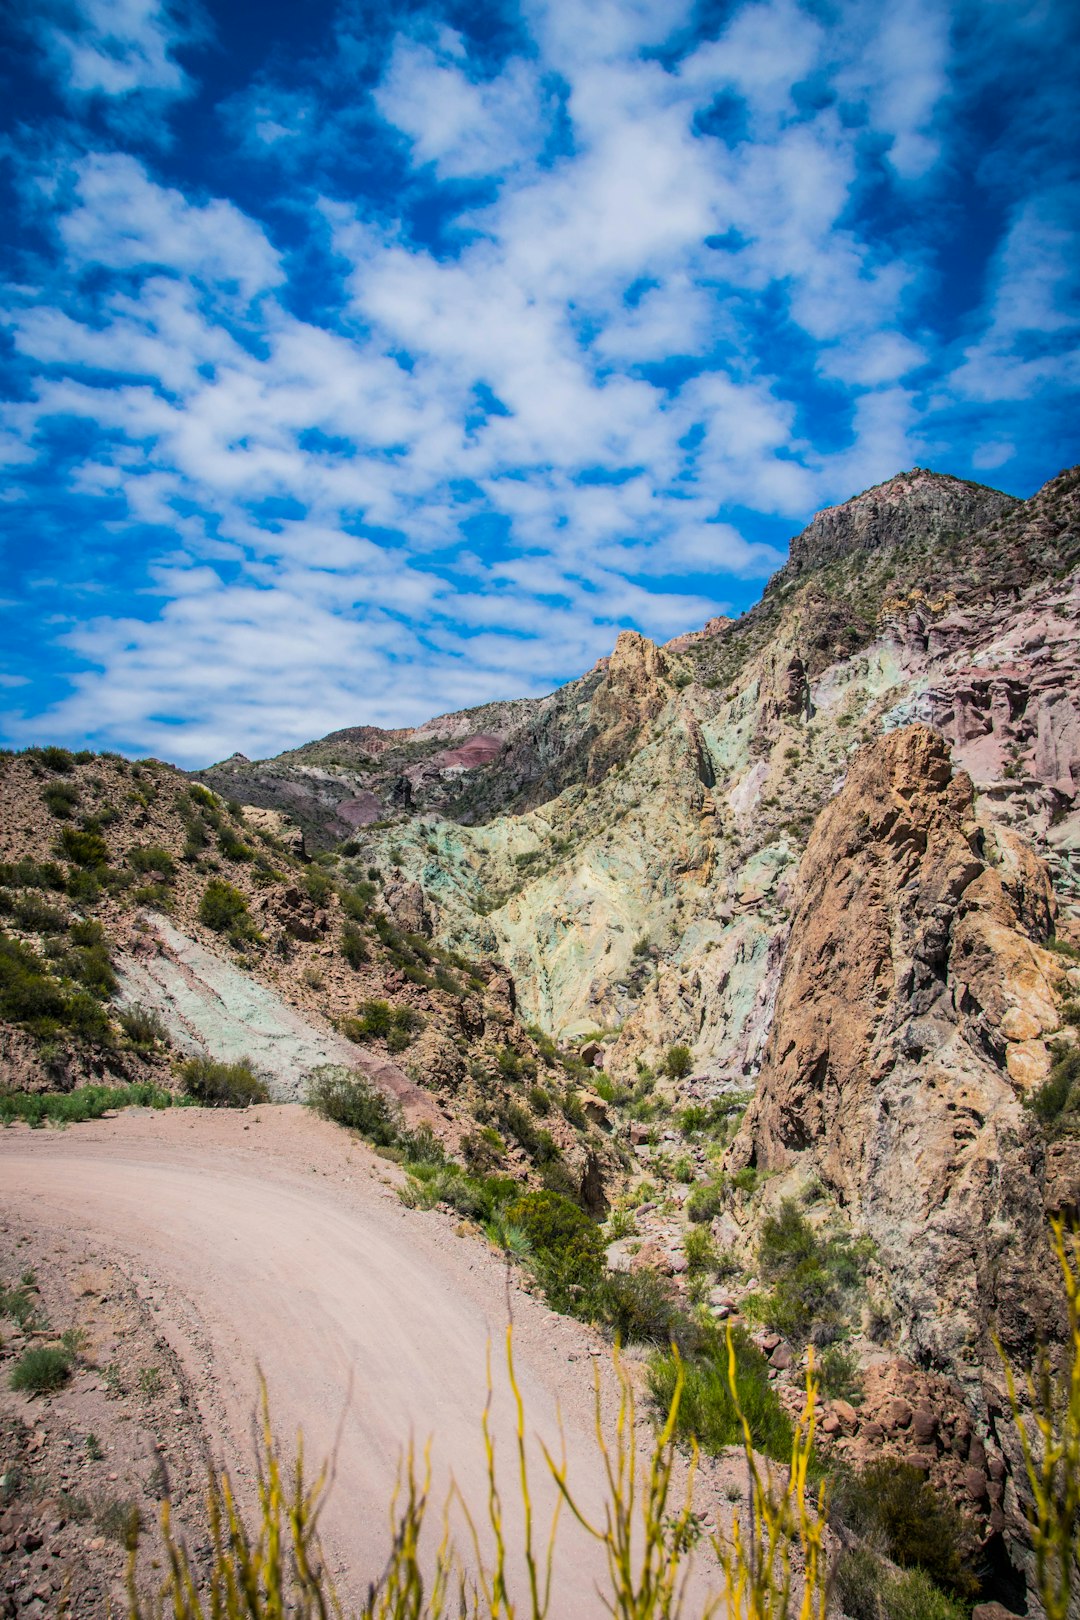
1005,1039,1051,1089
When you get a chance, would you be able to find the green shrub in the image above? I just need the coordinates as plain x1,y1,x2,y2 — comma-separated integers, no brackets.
664,1044,693,1079
199,879,259,942
1028,1048,1080,1125
179,1056,268,1107
12,893,67,934
303,867,334,905
649,1328,793,1462
683,1227,718,1274
340,881,377,920
819,1343,863,1402
342,999,421,1050
40,745,76,773
527,1085,551,1115
687,1177,727,1223
218,830,252,862
72,941,118,999
832,1458,978,1599
0,929,109,1040
43,780,80,819
9,1344,72,1392
340,922,368,968
119,1005,169,1049
128,845,176,879
306,1067,402,1147
59,826,110,870
756,1199,868,1348
501,1100,542,1156
0,859,66,891
592,1269,683,1346
506,1189,605,1312
66,868,101,905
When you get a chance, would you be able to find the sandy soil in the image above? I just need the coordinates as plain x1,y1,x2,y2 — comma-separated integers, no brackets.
0,1105,735,1614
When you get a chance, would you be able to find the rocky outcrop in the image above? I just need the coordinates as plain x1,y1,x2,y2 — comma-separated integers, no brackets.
779,469,1017,581
731,726,1066,1397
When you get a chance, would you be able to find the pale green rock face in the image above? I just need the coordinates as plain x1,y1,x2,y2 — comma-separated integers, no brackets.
321,472,1080,1091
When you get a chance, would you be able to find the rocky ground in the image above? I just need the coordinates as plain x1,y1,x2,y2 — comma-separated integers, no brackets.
0,1211,212,1617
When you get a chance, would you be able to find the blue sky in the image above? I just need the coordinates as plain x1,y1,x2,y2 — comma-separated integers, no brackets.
0,0,1077,766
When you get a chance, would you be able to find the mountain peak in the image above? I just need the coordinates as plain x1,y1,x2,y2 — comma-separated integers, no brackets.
780,467,1019,581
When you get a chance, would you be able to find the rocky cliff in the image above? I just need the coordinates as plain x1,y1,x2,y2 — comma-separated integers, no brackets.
730,726,1065,1390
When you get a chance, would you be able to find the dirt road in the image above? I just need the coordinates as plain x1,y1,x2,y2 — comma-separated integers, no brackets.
0,1105,725,1614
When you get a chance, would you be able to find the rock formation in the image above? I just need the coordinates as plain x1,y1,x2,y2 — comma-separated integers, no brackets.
730,725,1065,1397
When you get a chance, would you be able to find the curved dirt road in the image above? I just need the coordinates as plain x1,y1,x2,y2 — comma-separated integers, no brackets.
0,1106,724,1614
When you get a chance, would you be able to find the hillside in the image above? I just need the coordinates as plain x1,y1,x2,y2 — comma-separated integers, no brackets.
4,461,1080,1613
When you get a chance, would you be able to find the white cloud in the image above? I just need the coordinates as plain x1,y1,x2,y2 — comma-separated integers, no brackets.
4,0,1070,762
950,187,1080,402
42,0,195,100
374,37,548,178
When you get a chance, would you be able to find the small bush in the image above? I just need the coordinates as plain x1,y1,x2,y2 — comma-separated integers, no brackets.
199,879,259,943
506,1189,605,1312
342,999,421,1050
12,893,67,934
43,780,80,818
832,1457,978,1599
10,1344,72,1393
119,1005,169,1049
303,867,334,905
820,1343,862,1402
59,826,110,870
1028,1048,1080,1125
756,1199,869,1348
687,1177,727,1223
683,1227,718,1274
664,1044,693,1079
649,1328,793,1462
179,1056,268,1108
128,845,176,879
340,922,368,969
306,1067,403,1147
40,746,77,773
593,1269,683,1346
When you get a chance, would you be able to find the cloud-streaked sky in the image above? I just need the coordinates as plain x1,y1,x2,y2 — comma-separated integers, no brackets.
1,0,1077,766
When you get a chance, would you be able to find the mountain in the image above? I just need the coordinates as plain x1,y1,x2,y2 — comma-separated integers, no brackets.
4,461,1080,1609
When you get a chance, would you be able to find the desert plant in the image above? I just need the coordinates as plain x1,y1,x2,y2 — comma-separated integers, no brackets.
126,1328,828,1620
128,845,176,879
686,1177,727,1224
341,921,368,968
650,1327,794,1463
306,1066,403,1147
43,780,80,818
664,1044,693,1080
199,879,259,943
120,1004,169,1049
59,825,110,870
999,1217,1080,1620
831,1458,978,1599
10,1344,72,1393
179,1056,268,1108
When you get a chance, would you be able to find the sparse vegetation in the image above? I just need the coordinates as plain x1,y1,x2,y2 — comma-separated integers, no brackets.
9,1343,73,1393
831,1457,978,1599
753,1198,871,1348
178,1055,268,1107
664,1043,693,1079
0,1082,183,1126
342,998,421,1051
306,1066,404,1146
198,878,260,944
